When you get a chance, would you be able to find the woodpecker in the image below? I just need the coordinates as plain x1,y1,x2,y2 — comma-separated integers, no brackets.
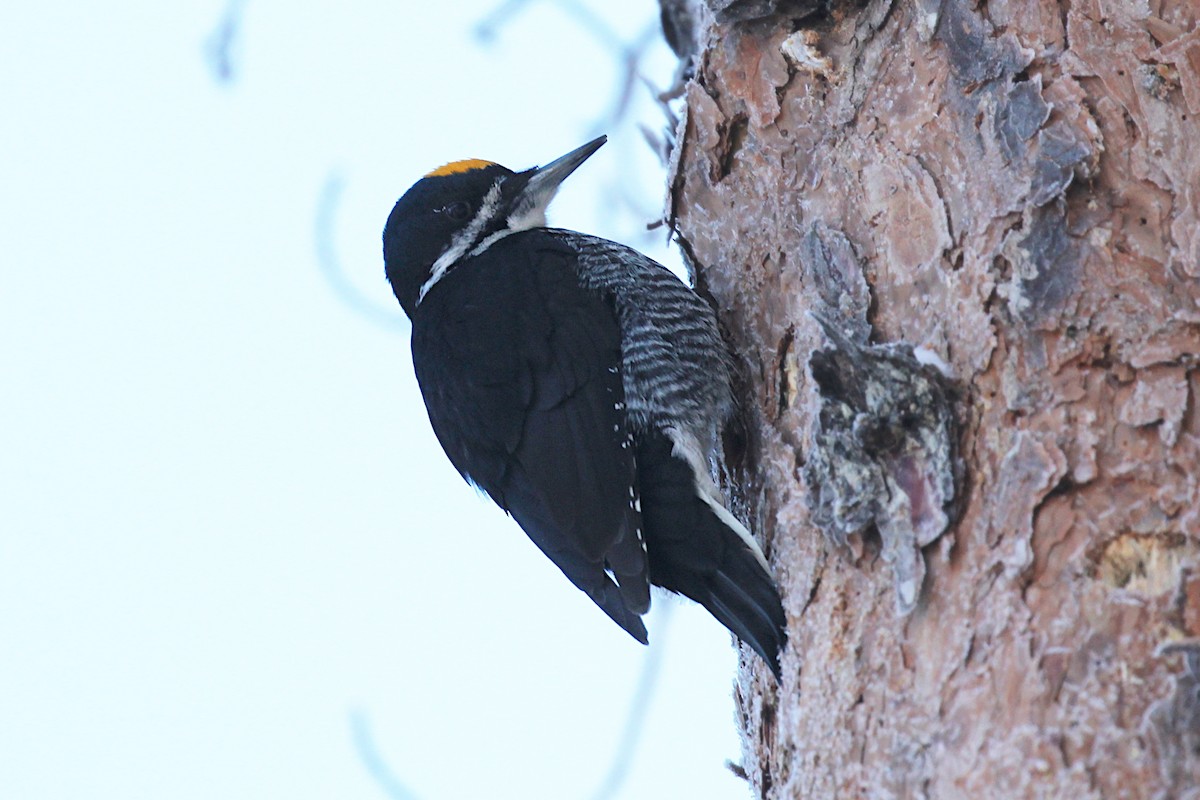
383,136,786,677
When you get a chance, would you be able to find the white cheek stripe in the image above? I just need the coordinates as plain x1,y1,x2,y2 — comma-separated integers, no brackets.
467,204,549,259
468,228,515,260
417,182,503,305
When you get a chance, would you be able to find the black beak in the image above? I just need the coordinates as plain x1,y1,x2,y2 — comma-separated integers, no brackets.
529,136,606,193
508,136,607,224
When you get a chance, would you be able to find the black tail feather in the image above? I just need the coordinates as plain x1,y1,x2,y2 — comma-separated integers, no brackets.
706,556,786,678
636,432,787,677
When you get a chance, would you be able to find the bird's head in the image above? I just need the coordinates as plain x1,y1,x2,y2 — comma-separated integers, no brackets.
382,135,606,317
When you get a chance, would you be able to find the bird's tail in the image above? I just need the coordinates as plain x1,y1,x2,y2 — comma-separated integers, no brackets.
636,431,787,678
700,544,787,679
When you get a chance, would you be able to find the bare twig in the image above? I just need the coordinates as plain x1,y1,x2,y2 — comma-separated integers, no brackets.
350,710,423,800
314,171,407,331
203,0,247,85
473,0,539,41
476,0,666,137
587,604,674,800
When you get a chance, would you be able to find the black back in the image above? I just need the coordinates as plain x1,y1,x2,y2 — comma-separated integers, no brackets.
410,229,652,639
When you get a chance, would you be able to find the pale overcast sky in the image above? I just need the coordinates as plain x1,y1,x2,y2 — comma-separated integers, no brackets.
0,2,751,798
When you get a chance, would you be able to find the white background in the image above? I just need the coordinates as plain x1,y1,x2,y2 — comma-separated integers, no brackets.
0,1,750,798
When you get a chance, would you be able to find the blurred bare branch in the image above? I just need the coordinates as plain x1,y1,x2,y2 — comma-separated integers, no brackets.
588,604,674,800
350,710,424,800
348,608,674,800
585,23,662,140
204,0,246,85
473,0,538,42
476,0,664,138
315,171,407,332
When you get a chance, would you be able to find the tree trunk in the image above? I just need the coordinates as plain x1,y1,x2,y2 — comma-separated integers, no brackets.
668,0,1200,796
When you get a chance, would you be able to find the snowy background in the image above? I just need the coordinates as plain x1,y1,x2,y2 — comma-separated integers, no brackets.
0,1,750,798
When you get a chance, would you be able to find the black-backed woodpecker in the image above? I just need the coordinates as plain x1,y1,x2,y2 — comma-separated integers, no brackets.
382,136,787,677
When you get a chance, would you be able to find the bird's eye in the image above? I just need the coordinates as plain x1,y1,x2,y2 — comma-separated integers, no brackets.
439,201,471,222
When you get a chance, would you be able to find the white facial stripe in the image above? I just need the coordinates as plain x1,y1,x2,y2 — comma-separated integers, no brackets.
466,192,551,259
468,228,514,259
417,181,503,304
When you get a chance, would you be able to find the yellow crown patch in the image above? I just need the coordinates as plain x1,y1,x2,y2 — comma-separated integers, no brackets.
424,159,498,178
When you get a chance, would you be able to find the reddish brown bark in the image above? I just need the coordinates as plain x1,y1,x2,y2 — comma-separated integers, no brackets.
671,0,1200,796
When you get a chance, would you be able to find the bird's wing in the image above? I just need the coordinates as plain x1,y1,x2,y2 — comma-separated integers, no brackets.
411,232,651,640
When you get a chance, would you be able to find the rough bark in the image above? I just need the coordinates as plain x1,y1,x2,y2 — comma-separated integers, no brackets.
668,0,1200,796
